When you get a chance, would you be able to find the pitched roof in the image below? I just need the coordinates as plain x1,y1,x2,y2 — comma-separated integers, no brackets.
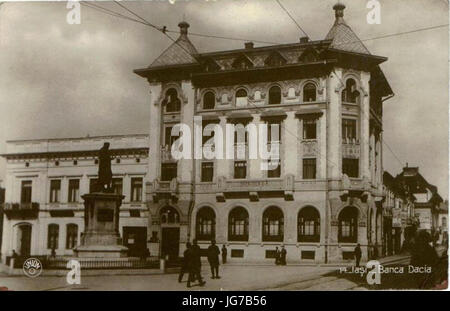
325,3,371,55
148,21,198,69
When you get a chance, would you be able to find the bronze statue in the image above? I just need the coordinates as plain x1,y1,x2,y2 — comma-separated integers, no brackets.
97,142,112,192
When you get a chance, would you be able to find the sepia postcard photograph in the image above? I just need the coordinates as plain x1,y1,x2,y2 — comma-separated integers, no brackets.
0,0,448,297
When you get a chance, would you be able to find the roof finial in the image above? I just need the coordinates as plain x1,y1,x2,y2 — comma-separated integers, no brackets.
333,1,346,19
178,20,190,35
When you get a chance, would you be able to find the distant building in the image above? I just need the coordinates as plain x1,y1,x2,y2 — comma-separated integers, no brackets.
0,134,149,261
0,180,5,257
395,166,443,244
382,171,416,255
437,200,448,245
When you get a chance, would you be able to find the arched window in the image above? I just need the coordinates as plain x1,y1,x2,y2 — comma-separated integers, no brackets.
235,89,248,107
66,224,78,249
160,206,180,224
196,207,215,241
47,224,59,249
298,206,320,242
228,207,249,241
338,206,358,243
165,88,181,112
203,91,215,110
268,86,281,105
303,83,316,102
262,206,284,242
341,79,360,103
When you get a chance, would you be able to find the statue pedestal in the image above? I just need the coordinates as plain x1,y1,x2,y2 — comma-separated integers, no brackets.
74,192,128,258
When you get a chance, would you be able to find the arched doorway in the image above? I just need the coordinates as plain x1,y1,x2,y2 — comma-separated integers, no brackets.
15,223,32,257
160,206,180,261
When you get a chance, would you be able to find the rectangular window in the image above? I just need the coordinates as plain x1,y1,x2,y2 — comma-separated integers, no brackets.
21,180,32,203
112,178,123,195
231,249,244,258
267,161,281,178
342,158,359,178
47,224,59,249
342,119,357,140
131,177,143,202
66,224,78,249
201,162,214,182
68,179,79,203
89,178,98,193
303,158,316,179
202,120,218,145
301,251,315,260
303,119,317,139
234,161,247,179
161,163,177,181
50,180,61,203
164,126,177,147
267,121,281,143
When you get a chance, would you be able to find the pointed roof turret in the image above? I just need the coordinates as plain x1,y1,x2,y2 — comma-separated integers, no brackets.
325,3,371,55
148,21,199,68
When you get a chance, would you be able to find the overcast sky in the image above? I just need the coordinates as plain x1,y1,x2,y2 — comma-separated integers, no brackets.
0,0,448,198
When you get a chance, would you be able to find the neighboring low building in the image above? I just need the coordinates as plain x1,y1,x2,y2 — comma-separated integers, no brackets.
0,134,149,262
437,200,448,245
395,166,443,245
0,180,5,259
382,171,416,255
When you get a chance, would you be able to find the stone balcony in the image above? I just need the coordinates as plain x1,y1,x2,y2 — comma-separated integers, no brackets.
342,139,361,158
149,178,178,202
210,174,295,202
2,202,40,219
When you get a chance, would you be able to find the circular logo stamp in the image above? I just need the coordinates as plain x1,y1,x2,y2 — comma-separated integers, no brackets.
23,258,43,278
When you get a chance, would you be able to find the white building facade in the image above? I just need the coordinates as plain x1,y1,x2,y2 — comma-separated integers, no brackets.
1,134,149,262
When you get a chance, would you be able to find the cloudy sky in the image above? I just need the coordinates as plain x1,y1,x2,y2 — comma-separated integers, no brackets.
0,0,448,198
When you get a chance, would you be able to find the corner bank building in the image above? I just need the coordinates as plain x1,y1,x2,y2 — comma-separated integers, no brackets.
134,3,392,264
1,4,393,264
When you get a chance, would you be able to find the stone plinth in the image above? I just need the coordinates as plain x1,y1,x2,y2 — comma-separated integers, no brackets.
74,192,128,258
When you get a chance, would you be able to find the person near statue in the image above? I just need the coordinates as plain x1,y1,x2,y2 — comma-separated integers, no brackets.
221,244,227,264
207,240,221,279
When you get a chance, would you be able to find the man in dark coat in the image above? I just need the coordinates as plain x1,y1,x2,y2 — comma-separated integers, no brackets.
207,240,221,279
221,245,227,264
275,247,280,265
179,242,191,284
354,243,362,267
97,142,112,191
280,246,287,265
189,239,205,287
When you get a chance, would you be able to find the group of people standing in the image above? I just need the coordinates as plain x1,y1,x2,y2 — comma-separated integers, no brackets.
274,246,287,265
178,239,228,288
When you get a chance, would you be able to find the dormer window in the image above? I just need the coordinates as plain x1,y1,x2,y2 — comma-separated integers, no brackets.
203,58,220,72
303,83,316,102
203,91,215,110
235,89,248,107
341,79,360,103
265,51,287,67
232,54,254,70
299,48,319,63
268,86,281,105
164,88,181,112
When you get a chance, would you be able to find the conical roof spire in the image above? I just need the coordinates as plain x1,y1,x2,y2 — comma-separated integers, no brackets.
325,2,371,55
148,21,198,68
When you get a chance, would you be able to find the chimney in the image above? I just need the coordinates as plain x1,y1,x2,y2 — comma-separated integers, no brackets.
300,36,309,43
245,42,254,49
333,2,346,20
178,21,190,35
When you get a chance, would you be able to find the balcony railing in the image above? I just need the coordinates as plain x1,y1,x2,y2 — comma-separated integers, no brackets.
2,202,40,219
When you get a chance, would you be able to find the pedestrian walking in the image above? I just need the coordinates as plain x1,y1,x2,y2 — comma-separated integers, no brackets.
178,242,191,283
280,246,287,265
221,245,227,264
207,240,221,279
354,243,362,267
188,239,205,288
275,247,280,265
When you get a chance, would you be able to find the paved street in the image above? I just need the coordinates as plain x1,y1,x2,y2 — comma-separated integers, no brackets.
1,254,431,291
